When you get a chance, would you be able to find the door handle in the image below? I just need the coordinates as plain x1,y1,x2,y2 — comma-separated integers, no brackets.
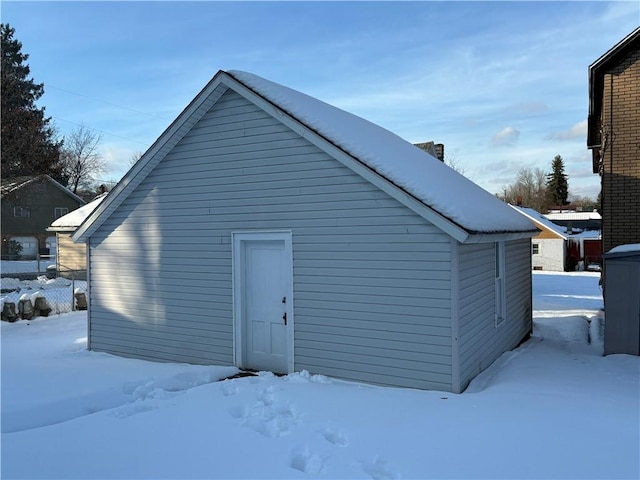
283,311,287,326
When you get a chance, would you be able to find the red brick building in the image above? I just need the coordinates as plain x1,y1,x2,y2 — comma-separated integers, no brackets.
588,27,640,254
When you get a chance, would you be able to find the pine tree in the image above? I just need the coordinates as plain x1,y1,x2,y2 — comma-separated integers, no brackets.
546,155,569,206
1,24,65,181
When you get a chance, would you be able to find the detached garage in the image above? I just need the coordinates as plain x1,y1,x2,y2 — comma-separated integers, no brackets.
73,70,537,392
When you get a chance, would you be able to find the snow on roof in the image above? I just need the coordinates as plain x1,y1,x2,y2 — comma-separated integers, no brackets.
511,205,565,238
49,193,107,231
568,230,601,240
608,243,640,254
513,206,602,240
228,71,536,235
1,174,85,204
545,211,601,221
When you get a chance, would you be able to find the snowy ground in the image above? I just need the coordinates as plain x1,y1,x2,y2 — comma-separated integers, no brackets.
1,271,638,479
0,259,56,274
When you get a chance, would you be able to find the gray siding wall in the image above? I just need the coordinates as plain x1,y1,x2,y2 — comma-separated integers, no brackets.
88,90,454,390
457,239,532,391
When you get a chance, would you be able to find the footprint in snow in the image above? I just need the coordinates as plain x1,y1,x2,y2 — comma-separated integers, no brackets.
230,387,299,437
220,380,239,396
290,445,327,474
322,427,349,447
362,457,401,480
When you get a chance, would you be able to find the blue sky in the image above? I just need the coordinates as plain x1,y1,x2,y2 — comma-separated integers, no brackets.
3,1,639,199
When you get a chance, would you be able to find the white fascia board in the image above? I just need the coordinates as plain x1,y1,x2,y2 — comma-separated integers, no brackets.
462,230,538,244
73,75,231,242
223,74,472,243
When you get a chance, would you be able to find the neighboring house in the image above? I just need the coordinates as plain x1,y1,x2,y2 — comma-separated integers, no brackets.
73,70,537,393
544,210,602,234
588,27,640,254
512,206,602,271
47,193,107,272
1,175,85,259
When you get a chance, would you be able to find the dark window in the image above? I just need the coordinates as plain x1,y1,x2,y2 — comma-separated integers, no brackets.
13,206,30,218
54,207,69,218
532,243,540,255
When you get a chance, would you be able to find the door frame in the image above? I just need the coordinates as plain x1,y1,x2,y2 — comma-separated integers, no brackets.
231,230,294,373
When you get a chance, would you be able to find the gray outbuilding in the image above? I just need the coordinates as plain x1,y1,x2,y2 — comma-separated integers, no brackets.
73,70,537,392
602,245,640,356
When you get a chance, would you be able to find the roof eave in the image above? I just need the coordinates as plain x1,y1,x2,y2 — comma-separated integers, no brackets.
588,27,640,146
462,229,539,244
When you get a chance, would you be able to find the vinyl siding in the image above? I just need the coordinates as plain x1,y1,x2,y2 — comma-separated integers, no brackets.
456,239,532,391
88,90,453,390
532,238,565,271
56,233,87,272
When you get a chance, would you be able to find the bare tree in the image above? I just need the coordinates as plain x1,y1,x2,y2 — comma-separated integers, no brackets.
445,154,467,177
499,167,548,212
61,123,107,193
129,150,144,167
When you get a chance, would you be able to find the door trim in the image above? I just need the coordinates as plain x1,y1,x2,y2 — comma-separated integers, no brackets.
231,230,294,373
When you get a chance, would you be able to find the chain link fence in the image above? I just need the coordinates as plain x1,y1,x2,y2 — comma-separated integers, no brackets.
1,260,87,321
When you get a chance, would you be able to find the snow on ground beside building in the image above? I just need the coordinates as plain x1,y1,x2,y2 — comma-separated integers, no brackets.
1,272,638,479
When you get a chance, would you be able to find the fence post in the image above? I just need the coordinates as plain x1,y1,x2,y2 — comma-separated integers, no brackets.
71,272,76,312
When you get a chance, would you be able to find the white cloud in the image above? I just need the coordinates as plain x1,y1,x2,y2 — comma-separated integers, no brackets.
491,127,520,147
547,119,588,141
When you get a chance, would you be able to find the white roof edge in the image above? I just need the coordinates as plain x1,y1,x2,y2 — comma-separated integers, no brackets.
463,230,538,244
510,205,565,240
46,226,76,232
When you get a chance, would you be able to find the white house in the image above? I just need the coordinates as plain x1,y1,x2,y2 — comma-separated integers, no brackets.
73,70,537,393
512,206,602,271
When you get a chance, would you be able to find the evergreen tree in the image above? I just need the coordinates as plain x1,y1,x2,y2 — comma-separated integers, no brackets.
1,24,65,181
546,155,569,206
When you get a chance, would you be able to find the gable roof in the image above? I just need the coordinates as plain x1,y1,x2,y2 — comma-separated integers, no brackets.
48,193,107,232
512,205,564,239
74,70,536,244
1,174,86,204
588,27,640,151
512,205,602,241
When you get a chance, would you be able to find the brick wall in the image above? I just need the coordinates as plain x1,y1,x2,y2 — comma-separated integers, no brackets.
600,48,640,253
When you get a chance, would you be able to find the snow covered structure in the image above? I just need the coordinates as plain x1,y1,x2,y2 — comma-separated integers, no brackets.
73,70,537,392
47,194,107,273
512,206,602,271
602,244,640,356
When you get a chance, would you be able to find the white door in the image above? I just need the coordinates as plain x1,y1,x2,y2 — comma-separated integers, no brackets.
233,232,292,374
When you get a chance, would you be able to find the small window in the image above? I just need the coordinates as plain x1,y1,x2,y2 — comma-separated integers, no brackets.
532,243,540,255
13,206,30,218
54,207,69,218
